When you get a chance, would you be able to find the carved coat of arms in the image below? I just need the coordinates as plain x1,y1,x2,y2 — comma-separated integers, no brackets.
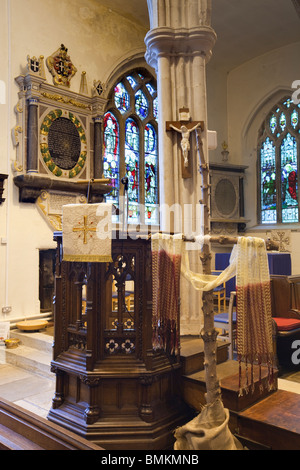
26,55,46,78
46,44,77,87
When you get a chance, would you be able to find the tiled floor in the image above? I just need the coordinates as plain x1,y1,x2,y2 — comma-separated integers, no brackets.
0,362,55,419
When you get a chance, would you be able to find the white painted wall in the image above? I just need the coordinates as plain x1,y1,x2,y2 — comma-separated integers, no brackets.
206,65,229,164
0,0,148,322
0,0,11,321
209,41,300,273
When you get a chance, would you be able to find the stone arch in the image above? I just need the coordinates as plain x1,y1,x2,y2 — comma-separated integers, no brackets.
241,86,294,226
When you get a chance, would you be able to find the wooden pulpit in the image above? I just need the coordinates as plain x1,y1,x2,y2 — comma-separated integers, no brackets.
48,231,192,450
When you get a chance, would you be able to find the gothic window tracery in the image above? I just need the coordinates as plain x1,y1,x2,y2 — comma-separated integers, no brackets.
258,96,300,224
103,70,159,225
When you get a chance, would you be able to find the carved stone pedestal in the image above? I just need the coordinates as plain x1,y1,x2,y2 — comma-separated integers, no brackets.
48,232,192,450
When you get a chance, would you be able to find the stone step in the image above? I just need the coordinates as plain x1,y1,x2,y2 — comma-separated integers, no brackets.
4,345,53,379
9,328,53,355
3,330,53,379
182,359,278,413
180,337,230,375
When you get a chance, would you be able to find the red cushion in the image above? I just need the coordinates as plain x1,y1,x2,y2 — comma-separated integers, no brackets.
273,317,300,331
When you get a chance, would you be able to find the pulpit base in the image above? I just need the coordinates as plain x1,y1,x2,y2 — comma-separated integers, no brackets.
47,355,194,450
48,402,194,450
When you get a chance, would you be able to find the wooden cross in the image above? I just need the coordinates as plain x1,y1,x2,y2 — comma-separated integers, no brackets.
73,215,97,244
166,109,204,178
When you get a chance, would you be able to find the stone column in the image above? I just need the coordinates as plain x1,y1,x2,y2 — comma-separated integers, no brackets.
145,0,216,335
94,115,103,179
26,97,39,173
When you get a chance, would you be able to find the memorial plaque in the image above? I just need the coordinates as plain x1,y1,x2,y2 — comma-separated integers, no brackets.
36,190,87,231
49,192,78,215
215,178,236,216
48,117,81,170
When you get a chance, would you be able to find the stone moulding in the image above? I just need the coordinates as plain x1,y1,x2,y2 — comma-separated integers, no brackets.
144,26,217,69
13,174,112,203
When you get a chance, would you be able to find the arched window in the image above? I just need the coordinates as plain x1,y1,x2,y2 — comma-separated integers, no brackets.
258,97,300,224
103,70,159,225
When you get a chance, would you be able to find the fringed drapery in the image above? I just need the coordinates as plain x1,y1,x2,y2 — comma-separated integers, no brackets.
151,234,275,394
179,235,275,395
151,234,182,356
235,237,275,396
181,235,237,291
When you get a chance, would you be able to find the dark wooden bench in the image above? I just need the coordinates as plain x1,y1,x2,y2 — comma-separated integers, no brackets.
0,397,103,450
270,275,300,370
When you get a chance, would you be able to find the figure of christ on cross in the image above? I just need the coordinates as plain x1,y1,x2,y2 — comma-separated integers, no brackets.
167,121,203,168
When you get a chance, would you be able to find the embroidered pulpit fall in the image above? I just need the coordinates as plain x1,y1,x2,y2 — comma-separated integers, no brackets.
62,203,112,262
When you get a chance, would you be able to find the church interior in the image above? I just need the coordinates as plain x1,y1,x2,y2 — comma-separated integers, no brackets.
1,0,300,451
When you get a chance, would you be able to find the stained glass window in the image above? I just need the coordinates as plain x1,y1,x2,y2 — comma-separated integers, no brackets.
281,133,298,223
270,115,277,134
291,109,298,129
261,138,276,223
284,98,292,108
259,96,300,224
280,112,286,132
125,119,140,223
114,82,130,114
135,90,148,120
145,124,159,224
103,112,120,215
146,83,155,96
126,75,137,89
153,97,158,121
104,69,159,226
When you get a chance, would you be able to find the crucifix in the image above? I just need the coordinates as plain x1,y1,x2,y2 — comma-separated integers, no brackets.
166,108,204,178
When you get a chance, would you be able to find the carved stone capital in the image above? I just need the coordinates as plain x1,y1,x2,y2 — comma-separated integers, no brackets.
145,26,216,69
145,0,216,69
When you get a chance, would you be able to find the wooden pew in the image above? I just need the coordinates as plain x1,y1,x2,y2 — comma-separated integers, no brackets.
0,397,103,450
270,275,300,370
